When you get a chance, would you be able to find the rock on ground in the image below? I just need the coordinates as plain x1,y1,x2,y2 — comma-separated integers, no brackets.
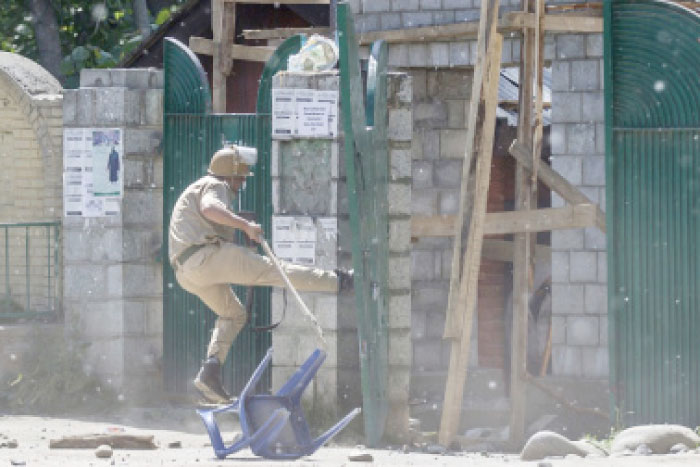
611,425,700,454
520,431,590,461
95,444,113,458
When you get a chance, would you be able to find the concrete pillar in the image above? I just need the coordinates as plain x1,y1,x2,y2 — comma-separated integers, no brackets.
270,70,412,440
62,68,164,402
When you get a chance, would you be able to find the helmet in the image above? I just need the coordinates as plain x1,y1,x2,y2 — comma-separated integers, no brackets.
208,144,258,177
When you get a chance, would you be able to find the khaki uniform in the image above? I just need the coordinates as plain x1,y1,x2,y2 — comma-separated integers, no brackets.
169,175,338,363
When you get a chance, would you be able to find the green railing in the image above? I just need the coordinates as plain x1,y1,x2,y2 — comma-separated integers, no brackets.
0,222,60,320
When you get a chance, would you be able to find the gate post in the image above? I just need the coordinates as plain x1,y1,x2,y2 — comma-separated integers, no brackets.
269,67,413,442
62,68,164,401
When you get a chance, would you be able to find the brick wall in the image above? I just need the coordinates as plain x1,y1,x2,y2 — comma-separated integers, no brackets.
0,54,63,313
549,34,608,378
62,69,164,401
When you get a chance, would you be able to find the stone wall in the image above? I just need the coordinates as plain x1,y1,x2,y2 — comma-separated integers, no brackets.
549,33,608,378
269,70,412,439
62,69,164,401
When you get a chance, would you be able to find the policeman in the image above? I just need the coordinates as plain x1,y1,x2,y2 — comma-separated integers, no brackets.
169,144,352,403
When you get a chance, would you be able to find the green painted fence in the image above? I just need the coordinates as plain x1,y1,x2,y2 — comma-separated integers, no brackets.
0,222,60,320
338,2,389,446
604,0,700,426
162,37,302,395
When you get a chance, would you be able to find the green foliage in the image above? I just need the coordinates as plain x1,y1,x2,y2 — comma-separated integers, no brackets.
0,0,187,87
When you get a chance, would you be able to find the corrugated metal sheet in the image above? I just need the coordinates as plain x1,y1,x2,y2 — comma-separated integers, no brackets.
604,0,700,426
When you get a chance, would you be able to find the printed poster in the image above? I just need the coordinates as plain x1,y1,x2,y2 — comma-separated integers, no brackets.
91,128,123,198
272,216,317,265
62,127,122,217
271,89,339,140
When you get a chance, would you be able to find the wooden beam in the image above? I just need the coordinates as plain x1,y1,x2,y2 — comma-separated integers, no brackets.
482,239,551,263
230,0,329,3
438,0,503,446
544,14,602,32
242,27,330,40
411,204,599,236
509,140,606,232
357,13,600,45
190,37,276,62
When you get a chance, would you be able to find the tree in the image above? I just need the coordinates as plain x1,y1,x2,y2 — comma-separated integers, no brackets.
0,0,186,88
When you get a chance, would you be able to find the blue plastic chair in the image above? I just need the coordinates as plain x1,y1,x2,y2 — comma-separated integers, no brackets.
197,348,361,460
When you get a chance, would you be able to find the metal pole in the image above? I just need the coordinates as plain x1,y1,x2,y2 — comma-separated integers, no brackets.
25,226,30,312
4,226,8,299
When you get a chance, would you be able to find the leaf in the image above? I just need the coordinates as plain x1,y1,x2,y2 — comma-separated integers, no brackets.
155,8,171,26
71,45,89,62
96,50,116,67
60,56,75,76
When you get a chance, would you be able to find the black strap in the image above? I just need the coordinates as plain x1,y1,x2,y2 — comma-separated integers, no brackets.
242,233,285,333
246,288,286,333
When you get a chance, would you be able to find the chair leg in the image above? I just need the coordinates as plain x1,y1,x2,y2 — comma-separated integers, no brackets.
276,349,326,400
308,408,362,454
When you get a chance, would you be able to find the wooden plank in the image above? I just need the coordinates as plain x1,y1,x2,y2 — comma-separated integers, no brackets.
482,239,550,263
411,204,599,236
242,27,330,40
230,0,329,3
231,44,276,62
510,0,538,447
189,36,213,55
189,38,276,62
358,11,527,45
442,0,500,342
438,27,503,451
508,140,606,232
357,13,600,45
211,0,227,113
50,434,157,450
544,14,602,32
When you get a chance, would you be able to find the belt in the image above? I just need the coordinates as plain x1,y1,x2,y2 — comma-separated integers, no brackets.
173,244,206,268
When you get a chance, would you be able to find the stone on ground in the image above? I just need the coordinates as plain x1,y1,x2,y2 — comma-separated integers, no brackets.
611,425,700,454
95,444,113,458
520,431,589,461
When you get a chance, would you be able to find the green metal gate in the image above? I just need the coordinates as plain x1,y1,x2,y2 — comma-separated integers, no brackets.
338,3,389,446
604,0,700,426
162,37,302,394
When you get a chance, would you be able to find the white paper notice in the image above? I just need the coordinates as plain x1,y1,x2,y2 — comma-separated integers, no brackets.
315,91,339,138
63,127,123,217
297,101,330,137
318,217,338,240
272,216,317,265
272,88,296,139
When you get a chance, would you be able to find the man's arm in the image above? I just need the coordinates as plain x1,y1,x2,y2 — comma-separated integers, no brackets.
200,197,263,243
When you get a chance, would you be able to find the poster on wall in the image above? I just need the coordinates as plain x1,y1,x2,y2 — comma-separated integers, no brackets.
271,89,339,140
91,129,123,198
272,216,317,265
62,127,122,217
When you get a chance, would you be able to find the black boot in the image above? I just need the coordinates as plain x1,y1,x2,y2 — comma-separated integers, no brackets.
194,356,233,404
335,268,354,293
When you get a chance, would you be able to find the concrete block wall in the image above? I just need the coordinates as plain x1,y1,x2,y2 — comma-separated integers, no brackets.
350,0,522,34
270,70,412,439
549,34,608,379
270,72,341,420
62,68,164,401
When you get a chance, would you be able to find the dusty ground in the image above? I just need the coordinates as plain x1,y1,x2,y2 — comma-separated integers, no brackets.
1,410,699,466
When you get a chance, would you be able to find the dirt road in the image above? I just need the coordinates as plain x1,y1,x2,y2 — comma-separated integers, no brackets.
1,412,699,466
